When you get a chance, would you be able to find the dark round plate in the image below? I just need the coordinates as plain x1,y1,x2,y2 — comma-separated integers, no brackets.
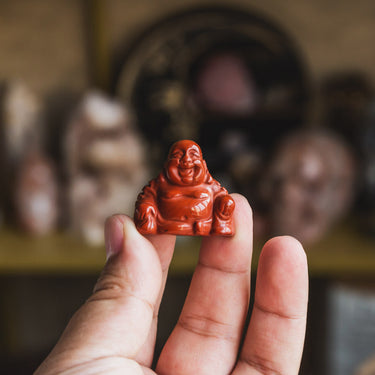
112,6,310,168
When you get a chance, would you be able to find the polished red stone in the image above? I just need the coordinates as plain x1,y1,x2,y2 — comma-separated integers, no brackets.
134,140,235,236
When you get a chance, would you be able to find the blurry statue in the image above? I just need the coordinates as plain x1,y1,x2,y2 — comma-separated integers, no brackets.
0,81,51,229
134,140,235,236
2,81,43,165
14,151,59,235
66,91,149,245
260,130,357,245
43,88,82,170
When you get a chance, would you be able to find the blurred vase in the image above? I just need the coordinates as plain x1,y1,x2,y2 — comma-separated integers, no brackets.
14,151,59,236
0,81,45,226
114,6,310,176
2,81,43,165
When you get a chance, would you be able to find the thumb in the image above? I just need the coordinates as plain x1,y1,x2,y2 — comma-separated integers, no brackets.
36,215,162,373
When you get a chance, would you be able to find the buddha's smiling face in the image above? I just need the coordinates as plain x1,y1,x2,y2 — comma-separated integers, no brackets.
165,140,206,186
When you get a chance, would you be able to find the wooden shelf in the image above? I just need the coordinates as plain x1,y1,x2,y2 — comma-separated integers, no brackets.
0,229,105,275
303,223,375,278
0,224,374,277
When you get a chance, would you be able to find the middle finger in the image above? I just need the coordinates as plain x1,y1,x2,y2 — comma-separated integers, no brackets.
157,194,253,374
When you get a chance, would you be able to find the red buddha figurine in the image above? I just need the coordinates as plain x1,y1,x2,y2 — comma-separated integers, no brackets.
134,140,235,236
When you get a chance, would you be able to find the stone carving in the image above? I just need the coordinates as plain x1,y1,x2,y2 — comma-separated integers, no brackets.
134,140,235,236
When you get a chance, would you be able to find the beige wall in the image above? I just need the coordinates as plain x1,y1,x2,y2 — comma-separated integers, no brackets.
107,0,375,84
1,0,375,95
0,0,87,95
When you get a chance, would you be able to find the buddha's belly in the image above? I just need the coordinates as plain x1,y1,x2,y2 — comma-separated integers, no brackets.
158,194,213,221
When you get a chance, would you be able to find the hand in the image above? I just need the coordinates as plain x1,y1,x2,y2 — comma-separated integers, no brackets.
35,194,308,375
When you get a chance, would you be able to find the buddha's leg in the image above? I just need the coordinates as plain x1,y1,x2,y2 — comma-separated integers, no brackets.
194,219,212,235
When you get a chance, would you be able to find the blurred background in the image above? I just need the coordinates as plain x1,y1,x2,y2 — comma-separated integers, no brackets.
1,1,375,374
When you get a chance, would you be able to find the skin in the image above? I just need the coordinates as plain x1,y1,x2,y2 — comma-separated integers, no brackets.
35,194,308,375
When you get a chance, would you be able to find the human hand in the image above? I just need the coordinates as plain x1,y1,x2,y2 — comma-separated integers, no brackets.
35,194,308,375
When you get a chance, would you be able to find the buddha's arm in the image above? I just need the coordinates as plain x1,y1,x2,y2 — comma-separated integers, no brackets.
134,178,158,221
211,181,235,219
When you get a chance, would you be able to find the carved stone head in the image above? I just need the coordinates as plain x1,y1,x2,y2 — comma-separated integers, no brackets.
261,130,356,244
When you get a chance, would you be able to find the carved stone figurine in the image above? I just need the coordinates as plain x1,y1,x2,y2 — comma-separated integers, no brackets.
134,140,235,236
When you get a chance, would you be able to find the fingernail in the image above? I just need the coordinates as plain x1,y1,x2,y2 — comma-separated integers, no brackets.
105,216,125,260
123,218,141,246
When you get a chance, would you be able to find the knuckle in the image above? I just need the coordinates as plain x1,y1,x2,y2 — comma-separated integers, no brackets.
178,313,236,343
90,271,127,302
240,354,284,375
88,270,155,315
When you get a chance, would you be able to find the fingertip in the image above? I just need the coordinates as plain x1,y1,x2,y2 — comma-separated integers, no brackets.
238,235,308,375
144,233,176,272
257,235,308,316
122,214,144,242
104,214,156,262
231,193,253,219
199,193,253,273
261,235,308,273
144,232,176,245
230,193,253,245
103,214,163,301
104,214,127,260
